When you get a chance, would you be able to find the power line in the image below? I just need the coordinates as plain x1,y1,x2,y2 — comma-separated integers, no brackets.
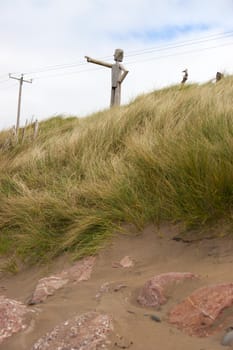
125,30,233,56
125,31,233,57
0,82,18,91
15,30,233,77
34,66,105,80
21,56,113,76
29,39,233,81
33,38,233,80
0,78,10,84
0,39,231,85
0,30,232,83
22,60,86,75
127,40,233,66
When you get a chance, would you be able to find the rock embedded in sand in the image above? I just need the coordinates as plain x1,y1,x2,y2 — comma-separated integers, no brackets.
28,276,69,305
119,256,134,268
95,282,127,300
31,311,113,350
221,329,233,346
112,256,134,268
137,272,198,308
60,256,96,282
168,283,233,337
0,295,30,344
28,256,96,305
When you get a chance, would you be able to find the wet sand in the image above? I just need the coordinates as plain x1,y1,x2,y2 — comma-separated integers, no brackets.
1,223,233,350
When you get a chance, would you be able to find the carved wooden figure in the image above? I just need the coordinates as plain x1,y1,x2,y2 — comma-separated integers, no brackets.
85,49,129,107
216,71,223,82
181,69,188,84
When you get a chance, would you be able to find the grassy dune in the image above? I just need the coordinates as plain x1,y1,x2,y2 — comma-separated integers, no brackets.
0,77,232,268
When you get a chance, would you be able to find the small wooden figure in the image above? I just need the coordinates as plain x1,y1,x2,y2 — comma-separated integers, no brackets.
85,49,129,107
216,71,223,82
181,69,188,84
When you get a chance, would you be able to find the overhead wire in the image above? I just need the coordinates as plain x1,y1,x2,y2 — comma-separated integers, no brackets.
0,78,10,85
125,30,233,55
0,30,232,84
127,40,233,65
30,37,233,80
0,81,18,91
14,29,233,77
34,66,105,80
21,55,114,76
125,31,233,57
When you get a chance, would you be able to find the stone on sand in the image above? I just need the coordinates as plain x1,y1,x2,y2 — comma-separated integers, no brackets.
168,283,233,337
119,256,134,268
0,295,30,344
31,311,113,350
137,272,198,308
28,256,96,305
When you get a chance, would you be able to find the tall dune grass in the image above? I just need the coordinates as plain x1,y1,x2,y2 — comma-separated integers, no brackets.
0,78,232,267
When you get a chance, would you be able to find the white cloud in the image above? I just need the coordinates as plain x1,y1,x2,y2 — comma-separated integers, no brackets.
0,0,233,130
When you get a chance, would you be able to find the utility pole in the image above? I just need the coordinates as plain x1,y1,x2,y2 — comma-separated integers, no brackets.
9,73,32,134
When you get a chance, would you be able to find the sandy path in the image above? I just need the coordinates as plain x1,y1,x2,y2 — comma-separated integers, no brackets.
1,223,233,350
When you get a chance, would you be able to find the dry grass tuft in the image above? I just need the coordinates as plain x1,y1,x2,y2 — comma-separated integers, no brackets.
0,78,232,267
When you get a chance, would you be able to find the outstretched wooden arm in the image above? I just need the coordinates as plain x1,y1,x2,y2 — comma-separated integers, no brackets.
85,56,112,68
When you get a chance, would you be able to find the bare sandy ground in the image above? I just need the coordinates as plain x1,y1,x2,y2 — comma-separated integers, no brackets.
1,223,233,350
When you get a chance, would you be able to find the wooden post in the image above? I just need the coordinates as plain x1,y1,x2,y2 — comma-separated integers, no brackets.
9,73,32,134
21,119,28,143
85,49,129,107
16,75,23,131
33,119,39,140
11,125,18,144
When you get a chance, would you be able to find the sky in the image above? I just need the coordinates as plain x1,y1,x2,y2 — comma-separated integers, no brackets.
0,0,233,130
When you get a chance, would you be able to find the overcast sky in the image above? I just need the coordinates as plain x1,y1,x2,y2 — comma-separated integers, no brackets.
0,0,233,130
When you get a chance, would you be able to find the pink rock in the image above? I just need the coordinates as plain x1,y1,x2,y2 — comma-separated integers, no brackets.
0,296,29,344
31,311,113,350
168,283,233,337
112,256,134,268
29,256,96,305
95,282,127,299
95,282,111,299
137,272,198,308
28,276,68,305
61,256,96,282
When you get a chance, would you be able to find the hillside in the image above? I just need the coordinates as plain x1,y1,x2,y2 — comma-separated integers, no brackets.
0,77,232,270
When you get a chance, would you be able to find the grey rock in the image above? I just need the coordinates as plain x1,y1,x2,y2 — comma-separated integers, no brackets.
221,330,233,346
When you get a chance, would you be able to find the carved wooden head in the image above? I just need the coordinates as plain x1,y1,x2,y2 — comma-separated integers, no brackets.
216,72,223,81
114,49,124,62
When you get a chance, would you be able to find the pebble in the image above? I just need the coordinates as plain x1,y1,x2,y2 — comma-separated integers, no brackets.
144,313,161,322
150,314,161,323
221,329,233,346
